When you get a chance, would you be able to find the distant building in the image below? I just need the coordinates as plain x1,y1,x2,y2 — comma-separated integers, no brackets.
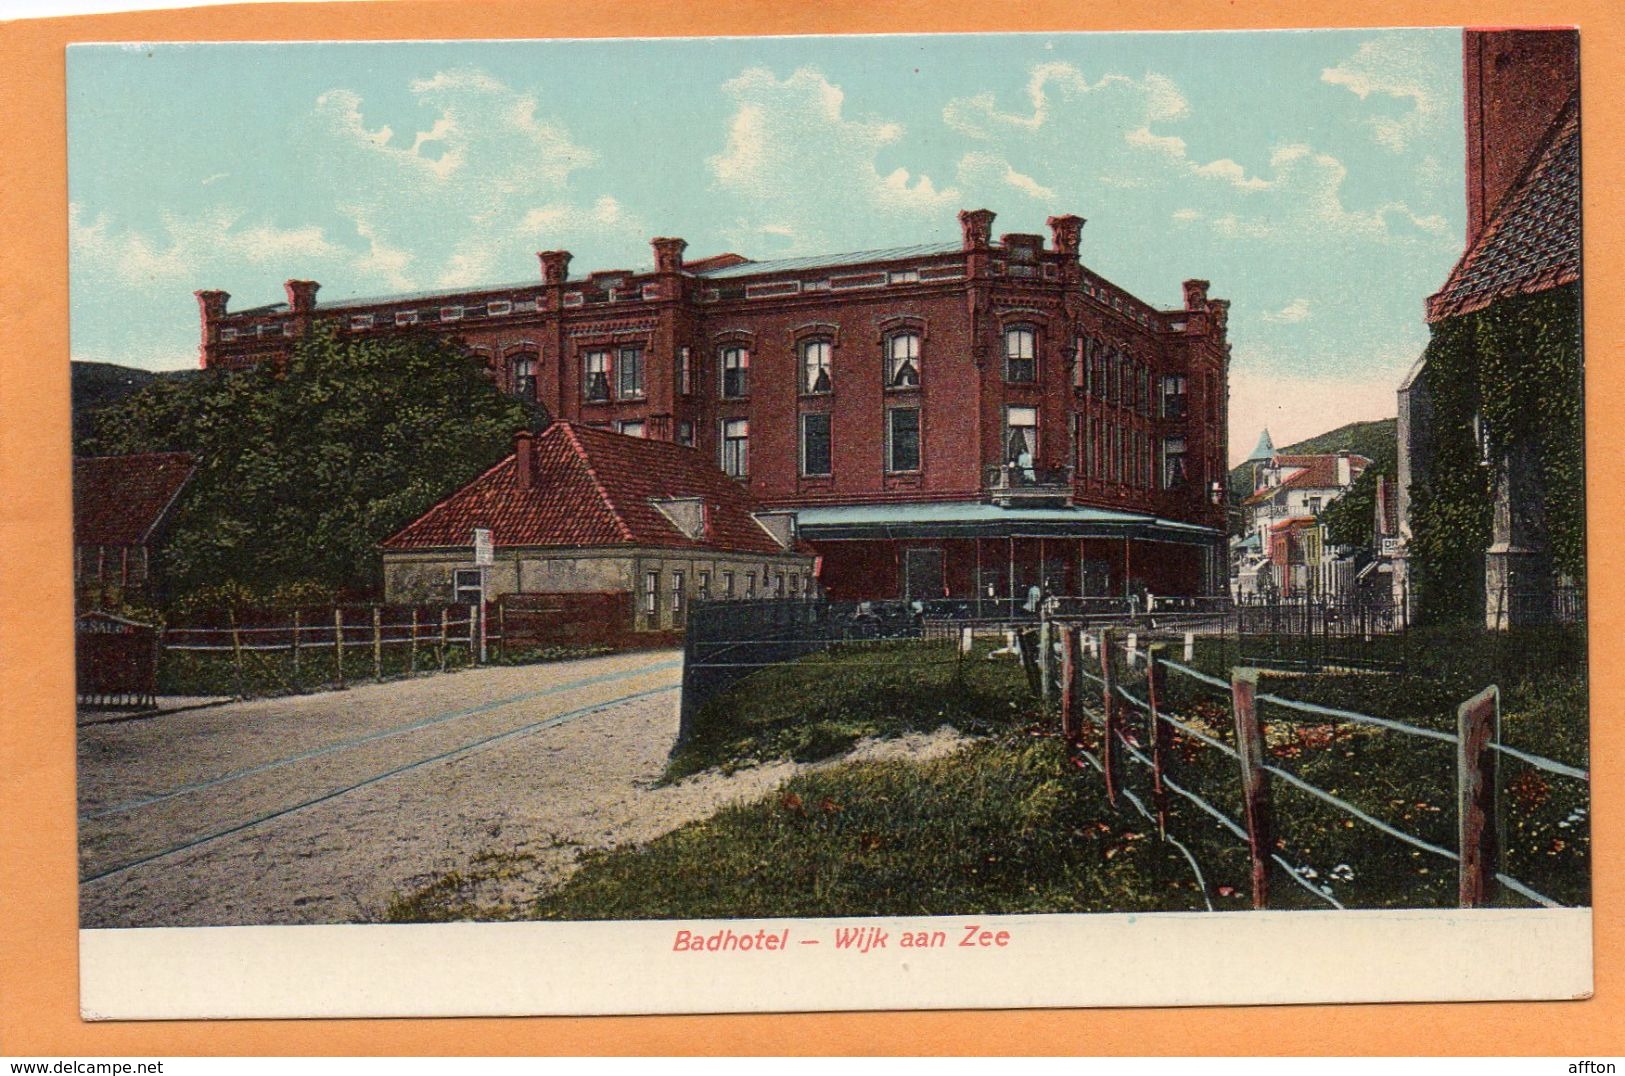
73,452,195,608
1233,450,1369,599
381,422,815,636
1401,28,1581,628
199,207,1231,603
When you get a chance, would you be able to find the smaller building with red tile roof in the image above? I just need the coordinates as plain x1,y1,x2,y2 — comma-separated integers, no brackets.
382,422,816,633
73,452,196,605
1233,450,1367,600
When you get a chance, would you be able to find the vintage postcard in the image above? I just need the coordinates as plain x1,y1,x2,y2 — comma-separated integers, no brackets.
63,25,1591,1019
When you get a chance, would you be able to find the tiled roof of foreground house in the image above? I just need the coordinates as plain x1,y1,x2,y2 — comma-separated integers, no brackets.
73,452,195,546
383,422,808,555
1241,454,1370,507
1428,95,1580,322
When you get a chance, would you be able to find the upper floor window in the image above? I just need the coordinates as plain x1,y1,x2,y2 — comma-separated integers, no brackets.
1162,375,1188,419
802,339,832,394
801,413,832,477
584,351,611,402
887,333,921,388
1004,326,1037,383
677,346,692,396
676,421,694,448
1005,406,1038,474
1138,365,1152,417
888,408,921,472
1163,436,1189,490
721,346,750,398
1091,344,1108,400
618,420,645,438
721,418,749,478
512,354,537,400
618,346,645,399
1072,338,1086,390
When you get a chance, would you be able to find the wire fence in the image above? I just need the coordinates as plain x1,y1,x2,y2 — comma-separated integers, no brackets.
1025,620,1588,910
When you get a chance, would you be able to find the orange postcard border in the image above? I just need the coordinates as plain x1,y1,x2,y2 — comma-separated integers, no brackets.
1,0,1620,1056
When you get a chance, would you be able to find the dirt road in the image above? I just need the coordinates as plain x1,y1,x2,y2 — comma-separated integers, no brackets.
79,650,965,928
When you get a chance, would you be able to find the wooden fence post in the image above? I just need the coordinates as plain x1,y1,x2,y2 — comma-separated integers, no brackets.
1230,667,1273,909
228,607,245,699
408,607,418,677
1147,643,1171,839
468,603,479,666
1099,628,1120,807
497,602,507,663
333,606,346,688
1017,629,1041,697
291,609,302,689
1038,618,1053,706
1059,625,1077,742
372,605,383,682
1457,685,1500,908
437,607,448,672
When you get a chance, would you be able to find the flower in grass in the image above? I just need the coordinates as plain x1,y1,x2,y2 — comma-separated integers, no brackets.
1508,771,1551,811
1217,885,1237,898
1330,863,1356,882
780,792,804,813
818,797,842,814
1297,865,1319,880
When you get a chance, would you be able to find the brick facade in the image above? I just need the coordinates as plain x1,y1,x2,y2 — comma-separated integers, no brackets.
203,208,1229,601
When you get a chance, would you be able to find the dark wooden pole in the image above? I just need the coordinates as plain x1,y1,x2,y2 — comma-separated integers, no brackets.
408,607,418,677
333,606,346,688
372,605,383,682
291,609,302,690
1458,685,1501,908
1099,627,1119,806
1147,643,1171,839
228,607,245,699
1059,624,1077,742
1231,667,1273,909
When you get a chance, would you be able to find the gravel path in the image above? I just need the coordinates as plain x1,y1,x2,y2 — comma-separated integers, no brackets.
78,651,967,928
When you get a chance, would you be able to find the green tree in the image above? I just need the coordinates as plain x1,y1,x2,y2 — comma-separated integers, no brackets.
84,328,541,607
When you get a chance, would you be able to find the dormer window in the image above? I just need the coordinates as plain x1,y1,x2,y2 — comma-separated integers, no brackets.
802,339,832,395
440,306,463,322
487,300,512,317
887,332,921,388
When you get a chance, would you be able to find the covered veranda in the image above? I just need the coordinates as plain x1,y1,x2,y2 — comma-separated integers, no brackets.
794,503,1224,608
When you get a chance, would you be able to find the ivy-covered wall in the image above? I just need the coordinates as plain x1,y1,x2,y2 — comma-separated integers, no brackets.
1408,284,1584,624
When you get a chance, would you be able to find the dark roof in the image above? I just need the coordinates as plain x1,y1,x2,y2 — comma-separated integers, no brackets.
1428,96,1580,322
383,422,810,556
73,452,195,547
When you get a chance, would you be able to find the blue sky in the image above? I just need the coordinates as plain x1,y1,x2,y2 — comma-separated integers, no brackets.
67,30,1465,463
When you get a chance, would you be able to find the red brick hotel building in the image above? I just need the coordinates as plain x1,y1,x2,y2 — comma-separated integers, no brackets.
198,209,1229,602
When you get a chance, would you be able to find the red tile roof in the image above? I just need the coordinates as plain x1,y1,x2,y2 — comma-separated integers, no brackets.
1241,454,1369,507
383,422,809,556
1428,95,1580,321
73,452,195,547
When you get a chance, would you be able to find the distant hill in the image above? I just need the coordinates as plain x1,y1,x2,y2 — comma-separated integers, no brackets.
72,361,197,446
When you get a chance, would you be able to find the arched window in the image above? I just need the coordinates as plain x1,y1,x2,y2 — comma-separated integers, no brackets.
887,332,921,388
802,339,832,394
1004,326,1037,383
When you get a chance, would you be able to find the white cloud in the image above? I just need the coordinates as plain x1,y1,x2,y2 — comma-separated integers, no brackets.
1172,208,1202,223
957,151,1056,202
1261,298,1313,323
708,66,959,252
303,67,637,290
1322,37,1448,152
944,62,1188,138
70,202,342,287
1125,126,1269,190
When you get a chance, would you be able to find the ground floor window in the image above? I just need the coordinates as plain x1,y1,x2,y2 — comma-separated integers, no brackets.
698,570,711,600
643,570,659,617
